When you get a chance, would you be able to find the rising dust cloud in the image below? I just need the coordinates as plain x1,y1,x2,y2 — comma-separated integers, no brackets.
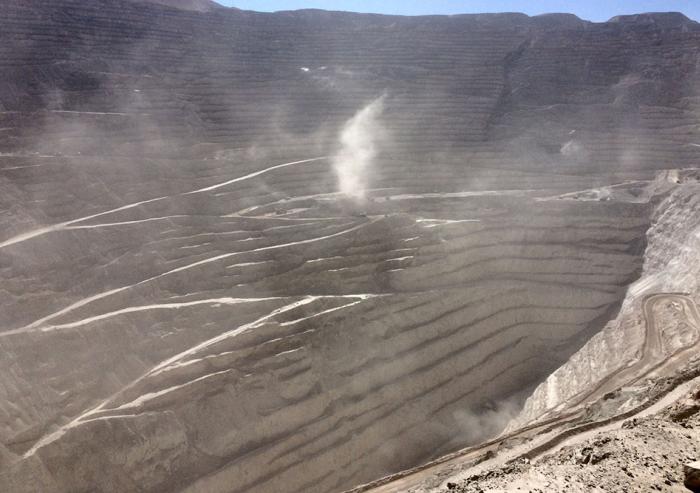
333,95,386,202
453,398,521,445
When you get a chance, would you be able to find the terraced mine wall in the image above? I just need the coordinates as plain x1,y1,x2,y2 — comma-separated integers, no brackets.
1,2,700,492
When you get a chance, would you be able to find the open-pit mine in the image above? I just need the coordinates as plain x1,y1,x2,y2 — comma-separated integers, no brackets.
1,1,699,492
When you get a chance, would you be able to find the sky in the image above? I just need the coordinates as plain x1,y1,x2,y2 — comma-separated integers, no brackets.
218,1,700,22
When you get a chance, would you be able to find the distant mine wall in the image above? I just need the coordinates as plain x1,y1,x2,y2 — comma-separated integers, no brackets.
1,2,700,167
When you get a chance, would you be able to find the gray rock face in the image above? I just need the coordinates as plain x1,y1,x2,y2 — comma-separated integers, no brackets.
1,2,700,492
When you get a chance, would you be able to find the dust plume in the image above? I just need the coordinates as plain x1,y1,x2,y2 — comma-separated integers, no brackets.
452,398,521,444
332,95,386,202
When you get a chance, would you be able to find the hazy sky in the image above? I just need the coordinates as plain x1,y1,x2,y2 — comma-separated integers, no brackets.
218,1,699,22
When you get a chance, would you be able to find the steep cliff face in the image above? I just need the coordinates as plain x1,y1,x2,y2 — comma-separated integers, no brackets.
1,3,700,492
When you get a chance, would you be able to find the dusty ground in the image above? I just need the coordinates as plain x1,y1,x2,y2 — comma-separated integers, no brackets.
446,375,700,492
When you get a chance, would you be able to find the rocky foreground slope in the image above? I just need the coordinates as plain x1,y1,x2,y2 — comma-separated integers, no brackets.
2,2,700,492
446,371,700,492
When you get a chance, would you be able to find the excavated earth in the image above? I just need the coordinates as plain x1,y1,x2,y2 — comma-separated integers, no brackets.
1,1,700,492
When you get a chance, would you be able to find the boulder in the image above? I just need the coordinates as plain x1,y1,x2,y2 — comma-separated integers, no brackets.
685,461,700,492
